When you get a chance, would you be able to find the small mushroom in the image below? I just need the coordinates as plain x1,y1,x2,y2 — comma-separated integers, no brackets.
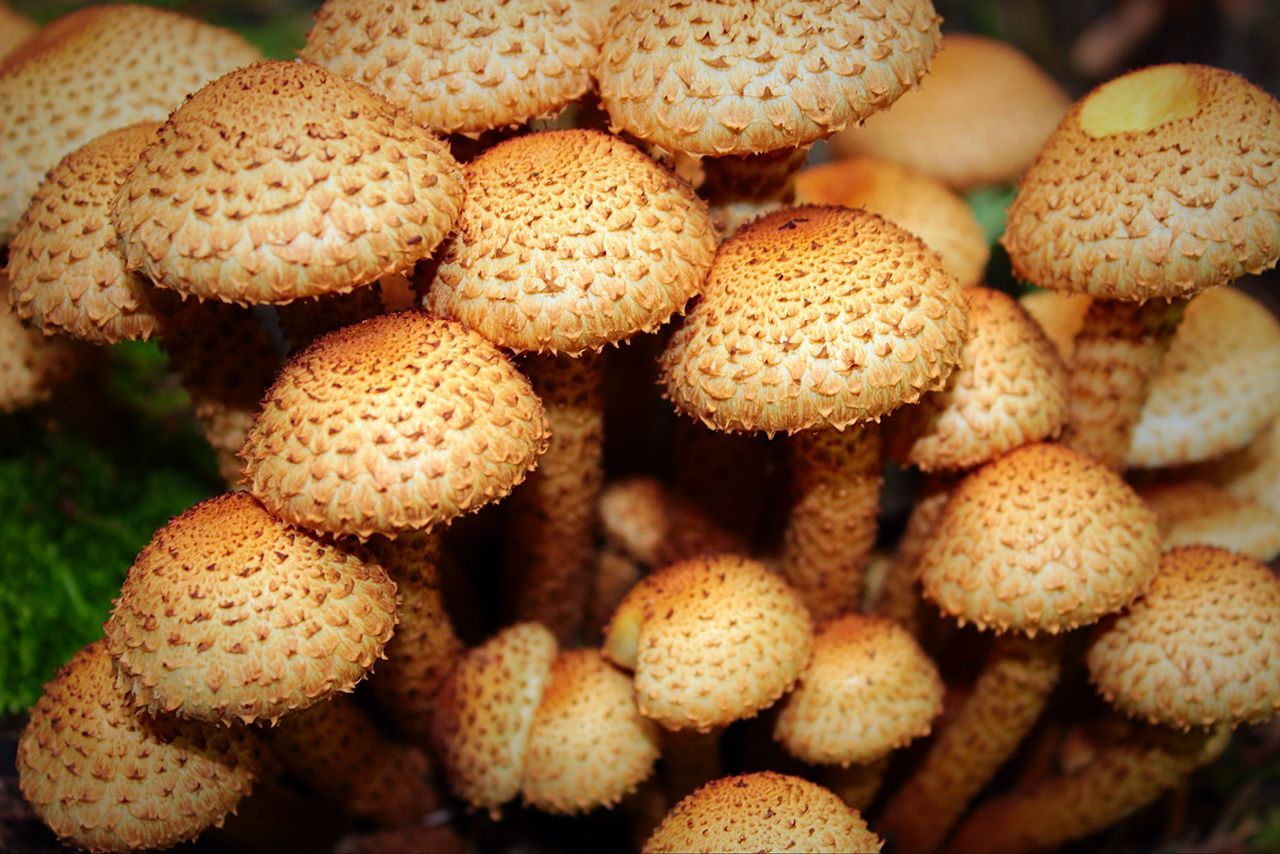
0,273,82,413
1140,480,1280,561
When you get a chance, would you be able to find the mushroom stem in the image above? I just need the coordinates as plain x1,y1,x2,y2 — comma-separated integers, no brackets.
669,420,768,560
660,728,723,802
824,757,891,812
875,476,954,638
587,545,645,639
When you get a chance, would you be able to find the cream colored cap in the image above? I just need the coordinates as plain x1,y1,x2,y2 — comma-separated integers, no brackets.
1140,480,1280,562
1018,290,1091,362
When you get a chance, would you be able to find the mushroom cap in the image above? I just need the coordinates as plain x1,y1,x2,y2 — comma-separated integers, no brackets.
603,554,814,731
1018,290,1091,362
426,129,715,355
599,476,670,567
793,156,990,286
919,443,1161,634
1201,417,1280,514
7,123,172,344
888,287,1068,472
302,0,606,137
0,4,36,62
431,622,558,813
105,492,398,725
1004,64,1280,301
597,0,940,157
1140,480,1280,563
774,614,943,766
1088,546,1280,729
0,273,81,413
660,205,967,435
112,60,464,305
521,649,661,814
0,5,260,240
829,33,1069,190
1128,287,1280,468
17,641,265,853
643,771,883,854
241,311,550,538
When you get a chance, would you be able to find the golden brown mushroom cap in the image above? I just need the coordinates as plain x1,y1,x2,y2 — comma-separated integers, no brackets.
660,205,966,435
1088,546,1280,729
0,273,81,413
0,4,36,62
1140,480,1280,562
241,312,550,538
17,641,265,853
112,60,464,305
1018,290,1091,362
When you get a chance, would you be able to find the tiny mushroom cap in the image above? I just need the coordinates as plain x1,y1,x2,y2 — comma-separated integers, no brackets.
241,312,550,538
17,641,265,853
302,0,606,137
521,649,661,814
643,771,883,854
426,129,716,355
1140,480,1280,562
660,205,967,435
0,4,36,61
1088,546,1280,730
0,274,81,413
603,554,814,732
829,33,1069,190
0,4,260,240
431,622,559,815
599,476,670,567
774,614,944,767
919,443,1161,635
597,0,940,157
1018,289,1092,362
111,60,464,306
7,123,172,344
888,286,1069,472
105,492,398,725
1004,64,1280,300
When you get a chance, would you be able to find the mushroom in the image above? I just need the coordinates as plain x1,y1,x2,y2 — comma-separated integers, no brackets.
0,272,81,413
1140,480,1280,561
1017,290,1093,363
1188,416,1280,513
0,2,35,62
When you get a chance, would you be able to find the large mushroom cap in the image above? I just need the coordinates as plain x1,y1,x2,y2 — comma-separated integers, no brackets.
426,129,715,354
0,5,260,240
597,0,940,157
112,60,464,306
302,0,606,137
1004,64,1280,300
643,771,882,853
105,492,398,725
17,641,265,853
1140,480,1280,562
919,443,1161,635
1088,546,1280,729
660,205,966,435
241,311,550,538
0,273,81,413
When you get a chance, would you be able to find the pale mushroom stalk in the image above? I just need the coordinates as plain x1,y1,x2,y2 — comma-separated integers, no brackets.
823,757,892,812
874,476,954,639
587,545,645,639
669,420,768,560
660,729,723,802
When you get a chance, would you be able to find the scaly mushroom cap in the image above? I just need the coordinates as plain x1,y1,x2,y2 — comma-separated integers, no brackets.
603,554,814,731
888,287,1068,472
1201,417,1280,513
0,5,260,240
105,493,398,725
1140,481,1280,562
1018,290,1091,362
241,312,550,538
829,33,1069,190
431,622,558,814
919,443,1161,634
521,649,661,814
0,273,81,412
17,641,265,853
793,157,990,286
426,130,715,354
1088,546,1280,729
112,60,464,305
0,4,36,62
599,477,670,566
1128,287,1280,468
774,614,943,766
644,772,882,854
1004,64,1280,300
302,0,606,137
597,0,940,157
660,205,967,434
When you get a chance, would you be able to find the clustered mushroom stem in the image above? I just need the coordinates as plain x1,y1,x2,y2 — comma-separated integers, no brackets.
660,728,724,802
669,420,768,560
823,757,892,812
874,476,955,639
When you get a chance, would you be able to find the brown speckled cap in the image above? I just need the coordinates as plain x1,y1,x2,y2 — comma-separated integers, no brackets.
660,205,967,435
112,60,464,305
17,641,265,853
0,273,81,413
1140,481,1280,562
426,129,716,355
241,311,550,538
1088,546,1280,729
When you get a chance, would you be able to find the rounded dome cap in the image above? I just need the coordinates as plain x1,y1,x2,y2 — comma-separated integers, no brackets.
106,492,398,725
0,274,81,413
17,641,265,853
112,60,464,305
1202,418,1280,514
426,130,715,354
660,205,967,435
774,614,943,766
644,772,882,853
1088,546,1280,729
1018,290,1091,362
919,443,1161,634
302,0,606,137
598,0,940,157
1140,480,1280,565
1004,64,1280,300
242,311,549,538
